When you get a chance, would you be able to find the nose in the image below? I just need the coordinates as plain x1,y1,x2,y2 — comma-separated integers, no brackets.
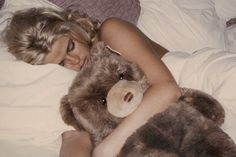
123,92,134,102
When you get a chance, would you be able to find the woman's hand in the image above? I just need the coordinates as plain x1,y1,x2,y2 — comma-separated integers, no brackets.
60,130,92,157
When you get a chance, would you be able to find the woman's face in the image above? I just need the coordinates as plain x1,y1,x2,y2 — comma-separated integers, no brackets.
43,36,90,71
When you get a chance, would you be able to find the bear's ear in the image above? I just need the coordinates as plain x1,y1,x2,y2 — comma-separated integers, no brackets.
180,88,225,126
90,41,110,56
90,41,120,58
60,95,85,131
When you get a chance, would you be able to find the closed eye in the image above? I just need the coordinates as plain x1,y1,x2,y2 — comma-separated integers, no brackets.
67,38,75,52
59,38,75,66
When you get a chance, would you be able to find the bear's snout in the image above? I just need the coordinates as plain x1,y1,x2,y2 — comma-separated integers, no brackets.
107,80,144,118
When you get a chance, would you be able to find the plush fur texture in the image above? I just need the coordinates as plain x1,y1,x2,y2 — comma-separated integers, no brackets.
60,42,236,157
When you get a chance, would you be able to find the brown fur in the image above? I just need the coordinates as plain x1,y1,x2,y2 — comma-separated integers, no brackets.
60,42,236,156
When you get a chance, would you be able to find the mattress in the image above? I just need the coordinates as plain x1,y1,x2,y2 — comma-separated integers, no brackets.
0,0,236,156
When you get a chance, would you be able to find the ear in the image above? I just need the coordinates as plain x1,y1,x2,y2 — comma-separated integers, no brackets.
180,88,225,126
60,95,84,131
90,41,109,56
90,41,121,58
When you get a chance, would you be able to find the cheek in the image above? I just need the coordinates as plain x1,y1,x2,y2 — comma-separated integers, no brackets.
44,51,67,64
80,46,90,57
74,43,90,57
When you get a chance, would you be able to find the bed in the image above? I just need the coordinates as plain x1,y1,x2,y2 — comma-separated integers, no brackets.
0,0,236,156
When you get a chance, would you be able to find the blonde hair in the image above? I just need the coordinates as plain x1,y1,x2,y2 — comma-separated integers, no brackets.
3,7,99,64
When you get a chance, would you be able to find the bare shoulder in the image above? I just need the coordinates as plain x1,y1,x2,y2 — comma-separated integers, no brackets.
98,18,171,84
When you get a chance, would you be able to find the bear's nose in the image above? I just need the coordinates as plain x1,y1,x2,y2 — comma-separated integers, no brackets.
124,92,134,102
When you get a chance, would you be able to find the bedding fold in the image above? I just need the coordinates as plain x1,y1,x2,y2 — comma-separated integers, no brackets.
163,48,236,142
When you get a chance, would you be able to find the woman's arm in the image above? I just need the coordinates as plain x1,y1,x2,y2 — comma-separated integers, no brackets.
93,18,181,157
60,130,92,157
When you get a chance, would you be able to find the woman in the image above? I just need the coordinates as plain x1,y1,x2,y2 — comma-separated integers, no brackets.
3,7,181,157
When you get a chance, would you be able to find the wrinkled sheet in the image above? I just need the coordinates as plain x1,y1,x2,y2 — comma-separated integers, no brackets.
138,0,236,53
162,48,236,142
0,0,236,156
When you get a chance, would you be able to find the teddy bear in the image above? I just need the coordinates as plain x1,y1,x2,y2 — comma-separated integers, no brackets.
60,42,236,157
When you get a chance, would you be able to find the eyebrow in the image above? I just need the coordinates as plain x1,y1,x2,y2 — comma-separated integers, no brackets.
58,42,69,66
59,38,73,66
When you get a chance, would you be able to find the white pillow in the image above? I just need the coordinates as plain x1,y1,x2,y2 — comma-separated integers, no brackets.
0,0,61,60
0,0,76,149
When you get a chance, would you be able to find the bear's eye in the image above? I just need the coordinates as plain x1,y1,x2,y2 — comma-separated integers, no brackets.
99,98,107,105
118,72,125,80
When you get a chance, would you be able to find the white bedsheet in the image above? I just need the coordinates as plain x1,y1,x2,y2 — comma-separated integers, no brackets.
137,0,226,52
162,48,236,142
0,0,236,156
0,61,76,143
